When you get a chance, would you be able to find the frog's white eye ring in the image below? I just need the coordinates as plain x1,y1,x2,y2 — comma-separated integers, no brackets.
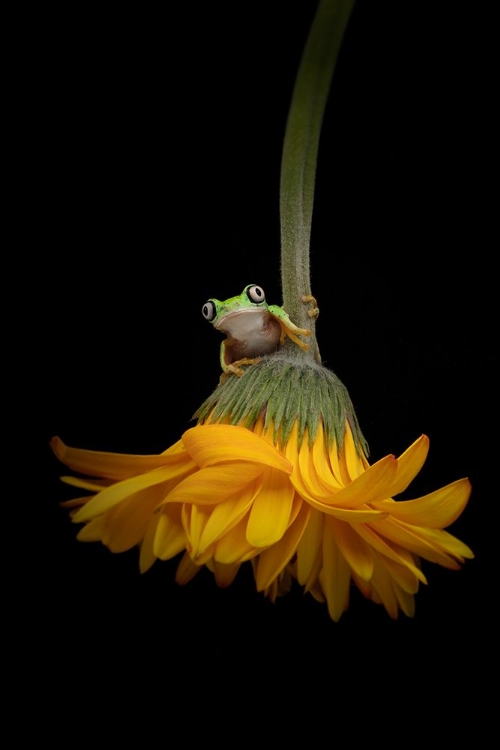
202,301,216,321
247,285,265,303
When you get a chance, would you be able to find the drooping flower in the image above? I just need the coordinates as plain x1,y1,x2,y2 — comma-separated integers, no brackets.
52,355,473,621
51,0,473,621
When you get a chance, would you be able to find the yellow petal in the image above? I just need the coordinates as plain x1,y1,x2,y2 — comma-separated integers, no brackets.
246,469,295,547
372,478,472,529
368,558,400,619
175,552,201,585
254,502,310,590
354,523,428,583
60,496,91,509
290,435,348,503
61,475,112,492
292,453,398,509
296,491,388,521
333,454,399,507
197,479,262,554
182,503,209,554
214,514,260,564
76,515,106,541
299,423,343,496
211,561,240,588
296,508,324,586
328,517,374,581
73,459,195,522
320,516,351,622
328,434,350,486
342,422,366,481
393,584,416,618
182,424,292,473
101,486,162,553
369,517,465,569
163,463,264,507
380,555,421,595
51,435,189,480
387,435,430,497
153,505,186,560
409,524,474,561
139,514,161,573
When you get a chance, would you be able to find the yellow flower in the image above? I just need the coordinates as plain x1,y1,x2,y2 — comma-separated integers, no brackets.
51,412,473,621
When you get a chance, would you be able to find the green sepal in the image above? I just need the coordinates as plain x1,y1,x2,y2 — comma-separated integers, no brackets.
194,352,369,456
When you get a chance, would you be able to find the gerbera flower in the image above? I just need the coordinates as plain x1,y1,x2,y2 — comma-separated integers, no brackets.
52,356,473,621
51,0,473,621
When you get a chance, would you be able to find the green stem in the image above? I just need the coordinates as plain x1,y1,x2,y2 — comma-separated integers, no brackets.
280,0,356,356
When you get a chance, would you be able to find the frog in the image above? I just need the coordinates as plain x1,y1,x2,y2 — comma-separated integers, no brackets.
202,284,318,377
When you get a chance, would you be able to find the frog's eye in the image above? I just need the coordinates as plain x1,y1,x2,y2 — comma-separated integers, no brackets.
247,285,265,303
202,301,216,321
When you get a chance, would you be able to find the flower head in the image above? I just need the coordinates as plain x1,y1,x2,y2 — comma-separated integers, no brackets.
52,355,472,621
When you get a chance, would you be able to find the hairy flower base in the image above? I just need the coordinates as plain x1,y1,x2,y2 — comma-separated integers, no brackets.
52,420,473,621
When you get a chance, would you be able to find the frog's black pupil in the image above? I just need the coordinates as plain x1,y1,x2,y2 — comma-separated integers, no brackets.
249,285,265,302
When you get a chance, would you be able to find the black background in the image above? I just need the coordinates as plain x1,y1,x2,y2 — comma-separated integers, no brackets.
30,0,494,722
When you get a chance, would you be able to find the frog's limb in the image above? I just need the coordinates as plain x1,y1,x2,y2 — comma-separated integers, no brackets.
267,304,312,351
302,294,320,319
227,357,262,376
280,325,310,351
301,295,322,363
219,357,262,382
220,341,261,377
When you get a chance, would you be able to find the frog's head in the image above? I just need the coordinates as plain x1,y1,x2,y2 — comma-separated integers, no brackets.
202,284,268,331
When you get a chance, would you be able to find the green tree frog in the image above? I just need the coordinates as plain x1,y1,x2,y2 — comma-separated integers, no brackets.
202,284,314,376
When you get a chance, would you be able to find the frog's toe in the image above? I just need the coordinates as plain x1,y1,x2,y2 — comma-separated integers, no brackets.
301,294,320,319
227,357,261,377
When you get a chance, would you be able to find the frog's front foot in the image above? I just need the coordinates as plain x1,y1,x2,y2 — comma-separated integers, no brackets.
222,357,261,379
302,294,320,319
278,325,311,350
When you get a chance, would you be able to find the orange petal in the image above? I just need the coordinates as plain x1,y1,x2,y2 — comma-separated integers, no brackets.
51,435,189,480
353,523,428,583
60,496,91,509
372,478,472,529
297,492,388,521
367,558,400,619
175,552,202,585
73,459,194,523
197,480,262,555
342,422,366,481
182,424,292,473
60,475,112,492
76,515,106,542
292,453,398,509
139,514,162,573
254,502,311,590
328,517,374,581
319,516,351,621
101,486,164,553
154,505,186,560
379,555,421,595
246,469,295,547
369,517,466,569
388,435,430,497
214,515,259,565
181,504,208,557
162,463,264,507
296,508,324,586
211,561,241,588
300,423,343,496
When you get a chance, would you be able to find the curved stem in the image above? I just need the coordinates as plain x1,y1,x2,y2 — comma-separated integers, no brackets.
280,0,356,355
